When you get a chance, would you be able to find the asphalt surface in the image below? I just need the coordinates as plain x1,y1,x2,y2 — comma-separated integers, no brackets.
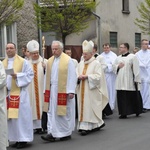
7,109,150,150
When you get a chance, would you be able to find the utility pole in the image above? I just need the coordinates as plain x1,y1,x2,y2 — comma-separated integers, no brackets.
91,12,101,54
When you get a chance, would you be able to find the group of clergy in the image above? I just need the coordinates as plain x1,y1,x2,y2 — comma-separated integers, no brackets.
0,38,150,149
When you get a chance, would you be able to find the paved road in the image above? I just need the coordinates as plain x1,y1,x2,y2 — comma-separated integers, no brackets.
8,110,150,150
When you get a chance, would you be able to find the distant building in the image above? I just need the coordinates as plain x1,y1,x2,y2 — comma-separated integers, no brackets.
64,0,149,54
0,0,149,59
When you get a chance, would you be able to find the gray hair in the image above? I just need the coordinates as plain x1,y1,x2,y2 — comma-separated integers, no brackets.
52,41,64,50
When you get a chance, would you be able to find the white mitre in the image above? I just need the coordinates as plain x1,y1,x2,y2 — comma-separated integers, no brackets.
27,40,39,52
89,40,94,48
82,40,93,53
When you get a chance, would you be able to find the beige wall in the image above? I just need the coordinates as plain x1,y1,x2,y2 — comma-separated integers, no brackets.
65,0,149,54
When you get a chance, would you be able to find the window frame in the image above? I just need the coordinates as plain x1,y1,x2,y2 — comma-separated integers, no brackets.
110,32,118,48
135,33,141,48
122,0,130,14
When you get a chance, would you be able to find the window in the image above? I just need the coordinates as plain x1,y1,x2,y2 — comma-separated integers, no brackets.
7,25,13,43
0,23,17,58
135,33,141,48
122,0,130,14
110,32,117,48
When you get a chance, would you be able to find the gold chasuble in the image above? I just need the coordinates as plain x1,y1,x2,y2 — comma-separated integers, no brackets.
3,55,24,118
45,52,70,115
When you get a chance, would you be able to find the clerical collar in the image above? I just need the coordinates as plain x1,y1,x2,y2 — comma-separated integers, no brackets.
122,52,130,57
8,56,15,61
94,53,99,58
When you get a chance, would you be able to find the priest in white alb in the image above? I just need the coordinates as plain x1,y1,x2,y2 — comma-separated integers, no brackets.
3,43,34,149
77,40,108,136
135,39,150,112
101,43,117,110
27,40,47,134
64,48,78,119
0,61,7,150
41,41,77,142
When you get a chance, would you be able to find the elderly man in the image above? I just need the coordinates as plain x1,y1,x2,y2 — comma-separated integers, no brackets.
0,61,7,150
3,43,34,148
41,41,77,142
27,40,47,134
135,39,150,112
77,40,108,136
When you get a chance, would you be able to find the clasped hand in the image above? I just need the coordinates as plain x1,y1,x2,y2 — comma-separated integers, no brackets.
78,75,88,80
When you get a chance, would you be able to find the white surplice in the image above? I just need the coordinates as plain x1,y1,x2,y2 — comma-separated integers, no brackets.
0,61,7,150
28,56,47,129
47,57,77,138
6,57,34,142
113,54,141,90
136,50,150,109
101,51,117,110
77,57,108,130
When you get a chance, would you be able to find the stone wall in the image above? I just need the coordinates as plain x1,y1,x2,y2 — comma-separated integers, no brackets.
17,0,38,54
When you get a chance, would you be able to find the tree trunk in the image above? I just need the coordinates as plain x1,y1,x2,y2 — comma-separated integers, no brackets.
62,34,67,51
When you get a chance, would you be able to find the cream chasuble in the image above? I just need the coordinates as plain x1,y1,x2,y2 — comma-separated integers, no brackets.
77,57,108,130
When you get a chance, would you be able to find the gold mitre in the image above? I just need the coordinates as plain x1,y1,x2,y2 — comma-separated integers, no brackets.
82,40,93,53
27,40,39,52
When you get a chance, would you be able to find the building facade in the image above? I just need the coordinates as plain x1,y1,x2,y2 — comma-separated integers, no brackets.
65,0,149,54
0,0,38,59
0,0,149,59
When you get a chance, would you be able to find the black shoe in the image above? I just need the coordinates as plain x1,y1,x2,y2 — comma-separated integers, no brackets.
142,108,148,113
93,123,106,131
102,113,106,119
11,142,19,148
119,115,127,119
60,135,71,141
41,134,56,142
16,142,27,149
34,128,45,134
80,130,89,136
136,113,140,117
